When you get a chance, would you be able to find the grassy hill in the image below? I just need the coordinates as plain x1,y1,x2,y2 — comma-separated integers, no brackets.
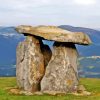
0,77,100,100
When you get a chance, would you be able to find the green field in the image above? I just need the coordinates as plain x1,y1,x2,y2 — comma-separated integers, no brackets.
0,77,100,100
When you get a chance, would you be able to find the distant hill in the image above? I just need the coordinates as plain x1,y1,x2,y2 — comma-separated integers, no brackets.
78,56,100,78
0,27,24,76
96,29,100,31
0,27,24,65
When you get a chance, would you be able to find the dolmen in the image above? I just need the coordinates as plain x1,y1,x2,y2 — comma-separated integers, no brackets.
16,25,92,94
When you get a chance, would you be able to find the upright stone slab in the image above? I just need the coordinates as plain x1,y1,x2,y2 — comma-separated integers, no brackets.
41,42,79,93
16,36,45,92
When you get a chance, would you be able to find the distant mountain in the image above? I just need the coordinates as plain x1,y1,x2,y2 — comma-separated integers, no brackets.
59,25,100,56
78,56,100,78
96,29,100,31
0,27,24,76
0,27,24,65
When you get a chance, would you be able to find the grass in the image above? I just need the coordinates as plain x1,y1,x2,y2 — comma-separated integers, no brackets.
0,77,100,100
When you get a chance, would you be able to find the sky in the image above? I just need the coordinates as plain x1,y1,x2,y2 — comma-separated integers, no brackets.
0,0,99,28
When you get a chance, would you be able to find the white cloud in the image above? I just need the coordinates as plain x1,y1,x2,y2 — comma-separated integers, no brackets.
74,0,96,5
0,0,99,28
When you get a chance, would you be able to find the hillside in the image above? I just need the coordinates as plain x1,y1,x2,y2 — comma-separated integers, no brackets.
0,27,24,65
78,56,100,78
0,27,24,76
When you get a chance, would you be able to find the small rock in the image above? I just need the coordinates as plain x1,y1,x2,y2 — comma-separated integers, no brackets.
33,91,43,95
43,91,66,95
77,85,86,93
20,91,33,95
9,88,21,95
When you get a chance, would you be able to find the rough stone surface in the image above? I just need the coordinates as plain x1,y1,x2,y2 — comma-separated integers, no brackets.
16,25,92,45
16,36,45,92
41,44,52,67
16,25,92,94
41,42,79,93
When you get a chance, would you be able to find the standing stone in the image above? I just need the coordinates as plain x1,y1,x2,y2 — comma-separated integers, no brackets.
16,25,92,94
41,42,79,93
16,36,44,92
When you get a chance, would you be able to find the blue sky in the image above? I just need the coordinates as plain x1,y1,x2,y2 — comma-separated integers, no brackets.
0,0,99,28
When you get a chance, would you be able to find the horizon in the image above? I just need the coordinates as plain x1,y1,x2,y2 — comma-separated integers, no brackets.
0,25,100,31
0,0,100,29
